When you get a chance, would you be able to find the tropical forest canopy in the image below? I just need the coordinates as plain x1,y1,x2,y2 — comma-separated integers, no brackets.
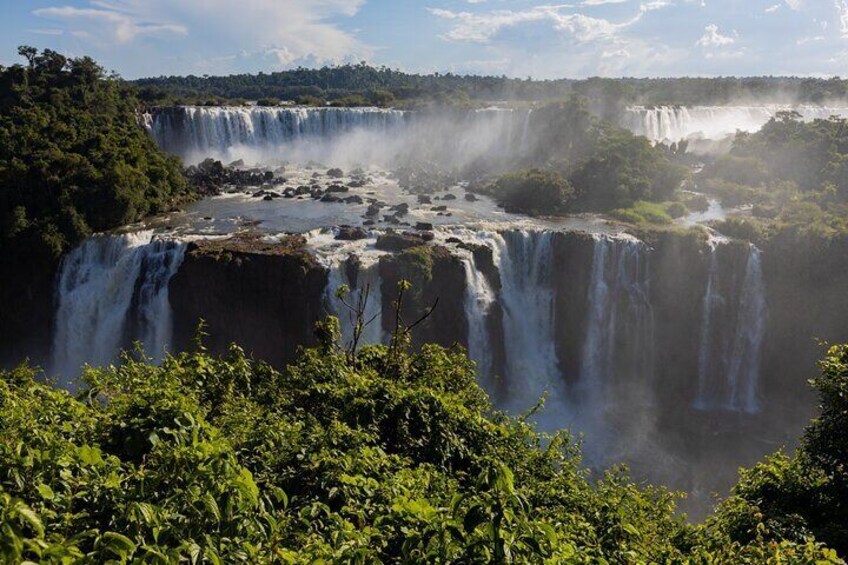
2,309,847,562
133,64,848,111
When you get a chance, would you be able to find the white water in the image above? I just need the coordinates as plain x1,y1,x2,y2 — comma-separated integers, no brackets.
51,232,186,384
579,235,655,408
491,230,563,415
150,106,407,159
458,247,497,380
694,243,766,413
623,104,848,144
323,256,385,348
149,105,534,166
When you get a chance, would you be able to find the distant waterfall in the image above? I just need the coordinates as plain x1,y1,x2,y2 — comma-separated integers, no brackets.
694,244,766,413
623,105,848,143
579,236,655,404
51,232,186,383
459,249,496,379
150,106,408,158
491,230,561,412
149,105,534,165
324,256,385,347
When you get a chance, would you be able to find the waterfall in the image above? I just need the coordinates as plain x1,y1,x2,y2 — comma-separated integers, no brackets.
623,105,848,143
51,232,186,384
150,106,408,158
459,249,496,379
726,246,766,413
579,235,655,403
695,243,721,408
694,243,766,413
323,256,384,347
519,108,533,155
149,105,535,165
491,230,561,412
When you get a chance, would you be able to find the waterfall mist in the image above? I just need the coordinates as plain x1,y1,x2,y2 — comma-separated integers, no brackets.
148,105,535,169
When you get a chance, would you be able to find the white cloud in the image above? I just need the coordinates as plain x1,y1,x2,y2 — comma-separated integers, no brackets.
796,35,824,45
33,6,186,43
837,1,848,37
429,2,669,44
34,0,369,67
582,0,628,5
784,0,802,9
696,24,735,47
765,4,781,12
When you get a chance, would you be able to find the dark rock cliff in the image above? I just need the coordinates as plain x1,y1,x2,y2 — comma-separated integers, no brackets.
169,234,326,367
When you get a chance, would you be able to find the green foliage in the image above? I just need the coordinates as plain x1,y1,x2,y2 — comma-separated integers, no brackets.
132,65,848,109
1,331,845,562
699,113,848,240
0,47,187,261
610,200,674,225
488,169,575,216
706,345,848,558
569,125,687,211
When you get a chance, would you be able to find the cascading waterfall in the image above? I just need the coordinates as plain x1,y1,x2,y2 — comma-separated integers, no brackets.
323,256,385,347
51,231,186,384
623,105,848,143
579,235,655,405
150,106,408,157
149,105,535,165
491,230,561,413
694,243,766,413
458,248,496,380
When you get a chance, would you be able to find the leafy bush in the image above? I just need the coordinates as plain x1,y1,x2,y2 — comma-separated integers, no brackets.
611,200,673,225
488,169,575,216
666,201,689,219
2,327,844,562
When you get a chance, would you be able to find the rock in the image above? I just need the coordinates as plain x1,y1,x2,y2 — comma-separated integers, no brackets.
432,205,448,212
327,184,349,193
365,203,381,217
228,159,245,168
384,214,401,225
363,219,376,226
417,195,432,204
321,194,341,203
335,226,368,241
344,195,364,204
376,232,429,252
390,203,410,217
327,168,344,179
443,193,457,201
263,195,273,201
465,193,478,202
446,237,463,244
263,170,274,181
414,222,434,231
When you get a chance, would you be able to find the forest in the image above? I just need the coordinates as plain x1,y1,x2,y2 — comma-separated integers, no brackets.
2,310,847,563
133,63,848,114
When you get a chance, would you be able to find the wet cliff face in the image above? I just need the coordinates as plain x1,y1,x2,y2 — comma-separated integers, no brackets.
378,245,468,349
169,235,326,367
0,254,55,369
761,232,848,429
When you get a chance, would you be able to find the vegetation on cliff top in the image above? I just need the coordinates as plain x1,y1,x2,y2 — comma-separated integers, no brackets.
1,298,846,562
0,47,187,264
478,102,687,218
699,112,848,242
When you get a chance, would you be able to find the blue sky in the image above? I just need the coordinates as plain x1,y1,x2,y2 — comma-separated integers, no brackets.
1,0,846,79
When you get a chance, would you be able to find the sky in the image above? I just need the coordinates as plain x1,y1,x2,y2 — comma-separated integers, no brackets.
1,0,847,79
